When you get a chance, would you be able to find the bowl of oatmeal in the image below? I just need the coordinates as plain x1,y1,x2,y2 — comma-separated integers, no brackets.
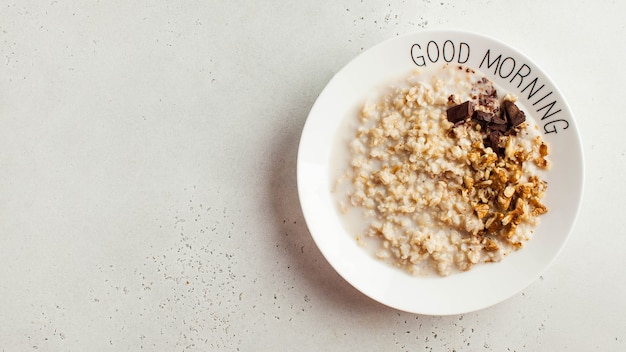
297,30,583,315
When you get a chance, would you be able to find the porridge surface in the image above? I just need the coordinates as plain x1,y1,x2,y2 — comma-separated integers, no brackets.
333,64,550,276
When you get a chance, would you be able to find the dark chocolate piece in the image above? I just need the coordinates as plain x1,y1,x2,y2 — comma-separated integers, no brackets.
472,110,507,134
446,101,474,124
503,100,526,128
489,131,502,150
473,111,495,123
491,113,507,125
489,123,508,132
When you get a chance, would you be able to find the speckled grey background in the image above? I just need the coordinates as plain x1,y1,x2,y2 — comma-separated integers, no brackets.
1,0,624,351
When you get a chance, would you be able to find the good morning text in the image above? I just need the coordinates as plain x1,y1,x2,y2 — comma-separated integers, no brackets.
410,40,569,134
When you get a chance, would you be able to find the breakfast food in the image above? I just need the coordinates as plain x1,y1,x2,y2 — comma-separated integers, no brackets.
334,64,549,276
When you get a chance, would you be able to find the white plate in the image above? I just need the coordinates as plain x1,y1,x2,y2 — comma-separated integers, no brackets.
297,30,584,315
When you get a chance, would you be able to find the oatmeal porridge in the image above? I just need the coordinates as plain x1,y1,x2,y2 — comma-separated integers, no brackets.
333,64,550,276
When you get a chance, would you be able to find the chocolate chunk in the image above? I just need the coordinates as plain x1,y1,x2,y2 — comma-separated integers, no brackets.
491,111,507,125
487,131,505,156
503,100,526,128
446,101,474,124
509,112,526,127
489,131,502,149
489,123,508,132
471,110,507,134
504,127,519,136
473,111,495,123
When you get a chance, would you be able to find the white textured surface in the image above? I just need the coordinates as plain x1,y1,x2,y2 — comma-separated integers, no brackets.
0,0,623,350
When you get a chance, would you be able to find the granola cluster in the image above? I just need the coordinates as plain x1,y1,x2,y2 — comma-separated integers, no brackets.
336,66,550,276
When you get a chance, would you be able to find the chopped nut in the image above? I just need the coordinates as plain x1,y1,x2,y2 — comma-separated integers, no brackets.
497,193,512,210
474,203,490,219
535,156,549,169
503,185,515,198
484,238,499,251
491,167,508,185
539,142,549,157
516,183,533,199
475,180,493,188
501,213,514,226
